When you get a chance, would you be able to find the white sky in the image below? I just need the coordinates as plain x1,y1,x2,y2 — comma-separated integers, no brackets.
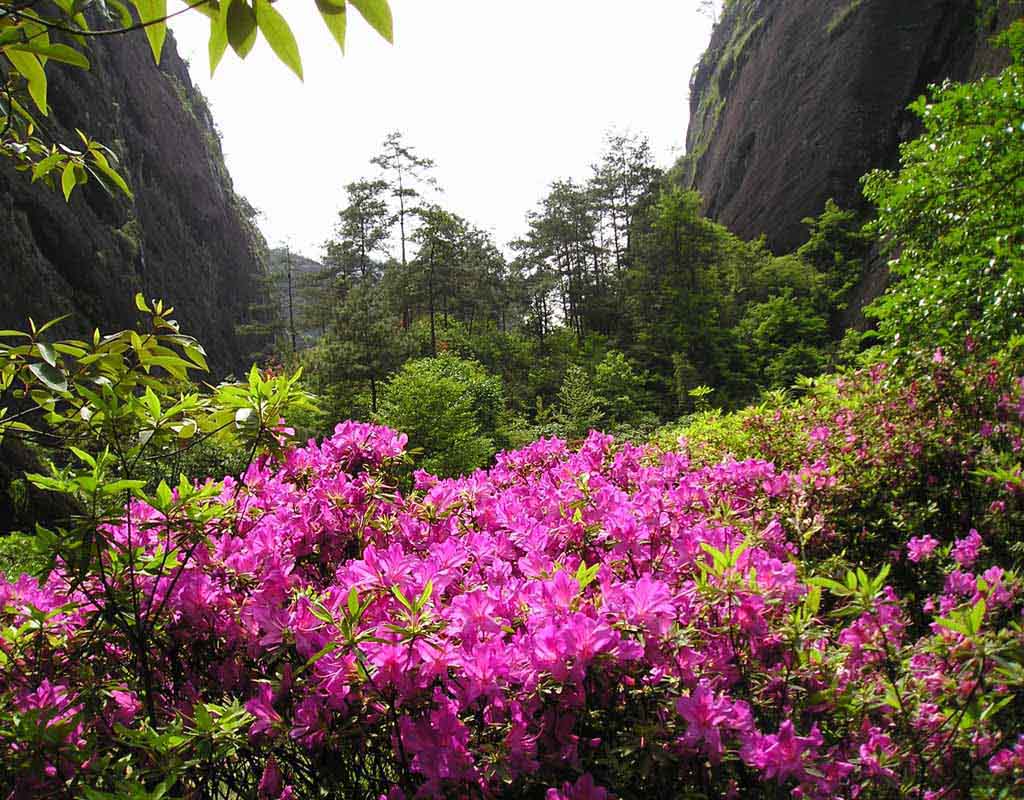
169,2,713,260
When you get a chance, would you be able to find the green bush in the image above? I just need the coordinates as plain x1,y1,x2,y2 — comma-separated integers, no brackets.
862,22,1024,358
376,353,506,476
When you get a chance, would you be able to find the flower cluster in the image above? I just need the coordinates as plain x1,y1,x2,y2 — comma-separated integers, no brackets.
2,363,1024,798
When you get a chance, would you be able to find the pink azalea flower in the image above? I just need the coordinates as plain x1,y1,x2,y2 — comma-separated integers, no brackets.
741,721,823,782
258,756,283,798
675,682,750,763
907,535,940,563
246,683,282,739
952,529,983,568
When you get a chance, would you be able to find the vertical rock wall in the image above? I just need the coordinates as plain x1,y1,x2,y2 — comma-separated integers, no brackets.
0,26,268,373
683,0,1016,253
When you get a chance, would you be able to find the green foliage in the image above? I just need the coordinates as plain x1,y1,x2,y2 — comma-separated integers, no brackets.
555,364,604,440
325,179,393,282
862,22,1024,358
0,295,312,732
624,183,755,410
658,342,1024,599
592,349,652,427
302,126,876,434
0,0,394,197
371,130,437,269
795,199,872,317
0,531,43,578
735,289,829,388
309,284,409,414
376,354,505,477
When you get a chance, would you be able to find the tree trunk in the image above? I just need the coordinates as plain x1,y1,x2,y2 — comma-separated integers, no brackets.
428,247,437,357
286,250,297,352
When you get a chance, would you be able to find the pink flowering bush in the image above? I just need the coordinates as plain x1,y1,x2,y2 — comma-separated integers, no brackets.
2,325,1024,798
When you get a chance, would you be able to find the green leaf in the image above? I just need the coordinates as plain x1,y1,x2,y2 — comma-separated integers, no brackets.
142,386,161,418
155,480,173,509
105,0,135,27
28,362,67,392
193,702,213,732
34,314,70,336
936,614,969,636
808,576,853,599
68,446,97,467
255,0,302,79
6,49,48,115
805,585,821,616
101,479,147,494
208,0,231,74
415,579,433,611
190,0,220,20
8,42,89,70
0,28,24,47
227,0,257,58
88,153,132,198
969,599,986,634
308,599,334,625
350,0,392,42
390,584,413,612
61,162,77,201
574,561,599,590
36,343,57,367
183,343,208,371
31,152,62,182
145,355,189,379
133,0,168,63
318,2,347,53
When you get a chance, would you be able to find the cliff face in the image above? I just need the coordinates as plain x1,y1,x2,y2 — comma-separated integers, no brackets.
0,27,267,373
683,0,1015,254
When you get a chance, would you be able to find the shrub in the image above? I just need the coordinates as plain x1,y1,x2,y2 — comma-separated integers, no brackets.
3,341,1024,797
555,364,605,440
862,22,1024,359
376,353,505,476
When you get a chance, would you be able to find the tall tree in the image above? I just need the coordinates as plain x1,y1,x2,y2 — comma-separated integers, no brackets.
590,131,659,276
324,178,393,282
519,180,604,341
371,131,437,268
307,278,407,416
411,205,465,356
280,245,299,352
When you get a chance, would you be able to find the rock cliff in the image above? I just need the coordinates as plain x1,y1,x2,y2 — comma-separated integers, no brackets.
683,0,1016,253
0,25,268,373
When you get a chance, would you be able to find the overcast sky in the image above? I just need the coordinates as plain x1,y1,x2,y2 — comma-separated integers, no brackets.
169,2,713,260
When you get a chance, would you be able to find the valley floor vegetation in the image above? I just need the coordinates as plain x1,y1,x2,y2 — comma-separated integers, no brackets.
1,17,1024,800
